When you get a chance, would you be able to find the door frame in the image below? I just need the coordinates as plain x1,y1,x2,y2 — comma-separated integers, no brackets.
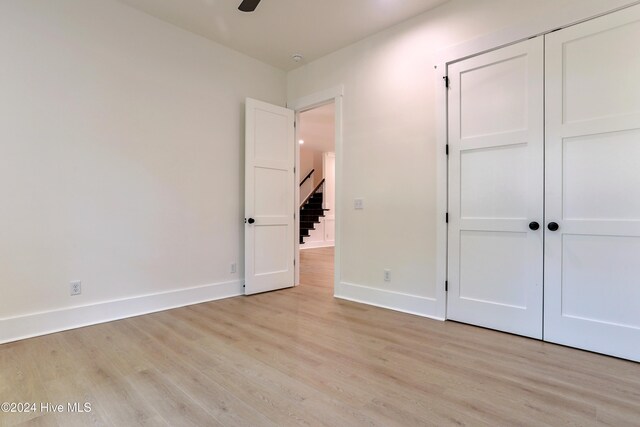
287,86,344,291
434,0,640,320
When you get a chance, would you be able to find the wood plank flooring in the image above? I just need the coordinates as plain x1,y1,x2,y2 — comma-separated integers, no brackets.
1,247,639,426
300,246,334,289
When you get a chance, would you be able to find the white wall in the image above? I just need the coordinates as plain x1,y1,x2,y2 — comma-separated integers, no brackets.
0,0,285,342
2,0,630,342
300,148,314,181
299,147,322,206
300,147,323,185
287,0,584,317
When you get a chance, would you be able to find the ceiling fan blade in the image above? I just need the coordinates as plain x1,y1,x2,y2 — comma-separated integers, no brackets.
238,0,261,12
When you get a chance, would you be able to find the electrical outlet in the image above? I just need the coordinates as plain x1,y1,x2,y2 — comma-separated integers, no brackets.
354,198,364,210
231,263,237,274
384,269,391,282
70,281,82,296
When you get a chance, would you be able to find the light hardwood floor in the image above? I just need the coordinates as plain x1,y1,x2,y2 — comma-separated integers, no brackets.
1,247,639,426
300,246,334,289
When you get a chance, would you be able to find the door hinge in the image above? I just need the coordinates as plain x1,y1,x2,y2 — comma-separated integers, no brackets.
443,76,450,88
445,281,448,292
446,144,449,156
446,212,449,223
294,259,296,266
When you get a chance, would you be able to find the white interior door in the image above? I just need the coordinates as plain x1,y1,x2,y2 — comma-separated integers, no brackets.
544,5,640,361
245,98,295,295
447,37,544,338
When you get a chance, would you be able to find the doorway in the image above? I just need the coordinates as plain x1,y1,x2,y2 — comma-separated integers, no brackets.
297,102,336,290
244,86,343,296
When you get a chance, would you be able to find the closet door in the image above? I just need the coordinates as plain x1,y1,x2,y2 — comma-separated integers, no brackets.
447,37,544,338
545,5,640,361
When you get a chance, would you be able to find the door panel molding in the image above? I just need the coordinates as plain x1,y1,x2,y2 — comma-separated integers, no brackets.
245,98,295,295
544,4,640,362
447,37,544,339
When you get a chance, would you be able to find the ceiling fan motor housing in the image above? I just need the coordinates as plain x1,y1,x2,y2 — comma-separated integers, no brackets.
238,0,261,12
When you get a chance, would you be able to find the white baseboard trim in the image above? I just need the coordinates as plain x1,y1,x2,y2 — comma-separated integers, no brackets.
0,280,243,345
300,241,335,249
335,281,445,321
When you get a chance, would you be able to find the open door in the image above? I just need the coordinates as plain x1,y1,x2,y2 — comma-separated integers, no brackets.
244,98,295,295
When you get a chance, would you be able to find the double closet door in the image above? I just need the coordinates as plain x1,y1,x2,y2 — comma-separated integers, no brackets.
447,5,640,362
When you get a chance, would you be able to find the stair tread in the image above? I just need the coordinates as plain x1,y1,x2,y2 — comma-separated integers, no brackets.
299,184,328,242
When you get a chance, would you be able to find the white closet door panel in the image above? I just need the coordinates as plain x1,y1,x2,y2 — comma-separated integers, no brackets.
545,4,640,361
458,53,529,137
563,129,640,221
561,234,640,328
448,37,544,338
459,231,529,308
561,16,640,124
460,143,528,219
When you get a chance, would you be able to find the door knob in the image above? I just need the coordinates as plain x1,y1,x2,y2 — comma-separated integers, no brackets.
529,221,540,231
547,222,559,231
247,218,255,224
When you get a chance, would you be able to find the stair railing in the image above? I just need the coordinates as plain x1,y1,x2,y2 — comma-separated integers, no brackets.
301,179,325,208
299,169,315,205
299,169,314,187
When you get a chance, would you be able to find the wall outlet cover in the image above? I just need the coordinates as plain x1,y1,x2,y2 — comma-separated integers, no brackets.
70,281,82,296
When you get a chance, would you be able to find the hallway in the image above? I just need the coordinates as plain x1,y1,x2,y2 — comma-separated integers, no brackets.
299,247,334,289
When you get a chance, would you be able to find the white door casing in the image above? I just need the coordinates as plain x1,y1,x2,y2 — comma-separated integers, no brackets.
245,98,295,295
544,5,640,361
322,152,336,244
447,37,544,338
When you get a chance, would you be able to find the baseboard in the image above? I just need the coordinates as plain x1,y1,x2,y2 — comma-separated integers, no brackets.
300,241,335,249
335,281,444,321
0,280,243,345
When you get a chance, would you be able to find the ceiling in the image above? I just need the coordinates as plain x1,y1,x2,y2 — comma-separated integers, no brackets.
299,102,335,153
117,0,450,70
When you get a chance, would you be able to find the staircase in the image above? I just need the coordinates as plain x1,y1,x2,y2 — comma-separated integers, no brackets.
300,178,328,244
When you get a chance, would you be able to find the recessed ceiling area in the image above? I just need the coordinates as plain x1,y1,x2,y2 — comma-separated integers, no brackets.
116,0,450,70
